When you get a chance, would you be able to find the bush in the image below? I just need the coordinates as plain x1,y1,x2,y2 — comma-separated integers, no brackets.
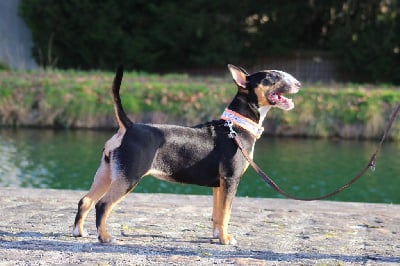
0,69,399,139
19,1,400,84
18,0,246,71
0,61,11,70
328,1,400,84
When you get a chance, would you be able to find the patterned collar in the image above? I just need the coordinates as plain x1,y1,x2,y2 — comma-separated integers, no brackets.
220,108,264,139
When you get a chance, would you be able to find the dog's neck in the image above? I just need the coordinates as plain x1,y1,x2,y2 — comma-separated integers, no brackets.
227,94,272,125
257,105,272,126
227,94,260,122
221,109,264,139
223,95,272,139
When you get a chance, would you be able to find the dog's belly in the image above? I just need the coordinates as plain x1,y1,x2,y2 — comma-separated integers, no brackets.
147,158,221,187
145,169,181,183
146,169,220,187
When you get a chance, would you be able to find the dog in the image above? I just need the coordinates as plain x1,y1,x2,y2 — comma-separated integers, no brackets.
73,64,300,245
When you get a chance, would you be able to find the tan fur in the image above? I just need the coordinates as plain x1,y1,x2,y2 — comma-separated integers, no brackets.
97,178,136,242
73,129,125,238
104,129,125,158
73,160,111,237
144,169,176,183
212,186,221,237
213,178,237,245
254,84,270,107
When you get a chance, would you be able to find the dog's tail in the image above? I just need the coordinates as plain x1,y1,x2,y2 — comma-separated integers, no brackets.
112,65,133,129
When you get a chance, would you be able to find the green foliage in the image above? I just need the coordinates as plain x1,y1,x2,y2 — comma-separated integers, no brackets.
328,0,400,84
18,0,245,71
19,1,400,84
1,69,399,139
0,61,11,70
271,85,400,139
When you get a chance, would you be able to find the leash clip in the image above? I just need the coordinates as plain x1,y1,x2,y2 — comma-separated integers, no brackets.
369,159,376,172
224,119,237,138
369,154,377,172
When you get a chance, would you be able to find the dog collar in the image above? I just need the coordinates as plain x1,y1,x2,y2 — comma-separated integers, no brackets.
220,109,264,139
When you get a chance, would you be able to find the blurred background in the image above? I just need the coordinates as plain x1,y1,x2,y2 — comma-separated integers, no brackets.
0,1,399,203
1,0,399,83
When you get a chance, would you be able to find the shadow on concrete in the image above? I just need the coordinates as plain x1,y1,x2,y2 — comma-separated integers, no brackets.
1,231,399,264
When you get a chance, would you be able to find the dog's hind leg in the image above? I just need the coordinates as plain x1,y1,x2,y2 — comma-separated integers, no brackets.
95,178,137,243
73,159,111,237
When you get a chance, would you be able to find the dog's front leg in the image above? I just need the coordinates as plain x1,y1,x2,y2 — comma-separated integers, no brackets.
212,186,221,238
213,177,239,245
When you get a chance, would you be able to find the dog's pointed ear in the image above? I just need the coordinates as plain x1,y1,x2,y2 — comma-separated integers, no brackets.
228,64,248,89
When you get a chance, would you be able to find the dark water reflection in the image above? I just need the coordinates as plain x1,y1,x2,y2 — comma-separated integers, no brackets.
0,129,398,203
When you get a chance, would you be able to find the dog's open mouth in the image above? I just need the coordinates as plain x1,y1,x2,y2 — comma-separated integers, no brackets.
267,92,295,110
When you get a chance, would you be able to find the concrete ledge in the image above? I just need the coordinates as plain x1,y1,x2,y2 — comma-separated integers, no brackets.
0,187,399,265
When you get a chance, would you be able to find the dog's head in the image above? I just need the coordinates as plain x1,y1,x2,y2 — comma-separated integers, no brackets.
228,64,300,111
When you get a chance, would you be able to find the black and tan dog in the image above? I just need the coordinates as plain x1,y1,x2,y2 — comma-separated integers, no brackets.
73,64,300,245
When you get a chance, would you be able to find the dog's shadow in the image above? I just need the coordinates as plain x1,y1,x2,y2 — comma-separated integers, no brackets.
1,230,398,264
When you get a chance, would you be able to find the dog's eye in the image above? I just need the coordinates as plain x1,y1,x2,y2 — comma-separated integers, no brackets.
263,72,282,85
262,79,273,86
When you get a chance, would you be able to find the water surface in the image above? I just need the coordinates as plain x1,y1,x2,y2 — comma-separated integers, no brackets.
0,129,398,203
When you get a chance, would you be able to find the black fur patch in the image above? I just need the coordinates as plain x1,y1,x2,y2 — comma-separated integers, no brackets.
95,201,107,229
102,148,110,164
104,154,110,164
73,198,84,227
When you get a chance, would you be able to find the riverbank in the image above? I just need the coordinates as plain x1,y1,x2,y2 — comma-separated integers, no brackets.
1,69,399,139
0,187,399,265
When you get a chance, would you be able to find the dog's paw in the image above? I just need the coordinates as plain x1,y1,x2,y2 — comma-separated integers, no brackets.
73,227,88,237
98,234,116,244
219,234,237,245
213,228,219,238
228,236,237,245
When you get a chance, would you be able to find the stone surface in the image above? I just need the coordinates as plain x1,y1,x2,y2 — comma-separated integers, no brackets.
0,187,399,265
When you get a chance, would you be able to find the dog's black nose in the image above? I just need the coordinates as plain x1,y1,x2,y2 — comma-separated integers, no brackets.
295,82,301,88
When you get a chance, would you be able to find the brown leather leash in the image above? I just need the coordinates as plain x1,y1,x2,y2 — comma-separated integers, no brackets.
232,103,400,201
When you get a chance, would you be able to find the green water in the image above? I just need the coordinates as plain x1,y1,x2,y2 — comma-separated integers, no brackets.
0,129,399,203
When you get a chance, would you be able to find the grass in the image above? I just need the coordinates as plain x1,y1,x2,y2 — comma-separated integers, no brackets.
289,86,400,139
0,69,399,140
